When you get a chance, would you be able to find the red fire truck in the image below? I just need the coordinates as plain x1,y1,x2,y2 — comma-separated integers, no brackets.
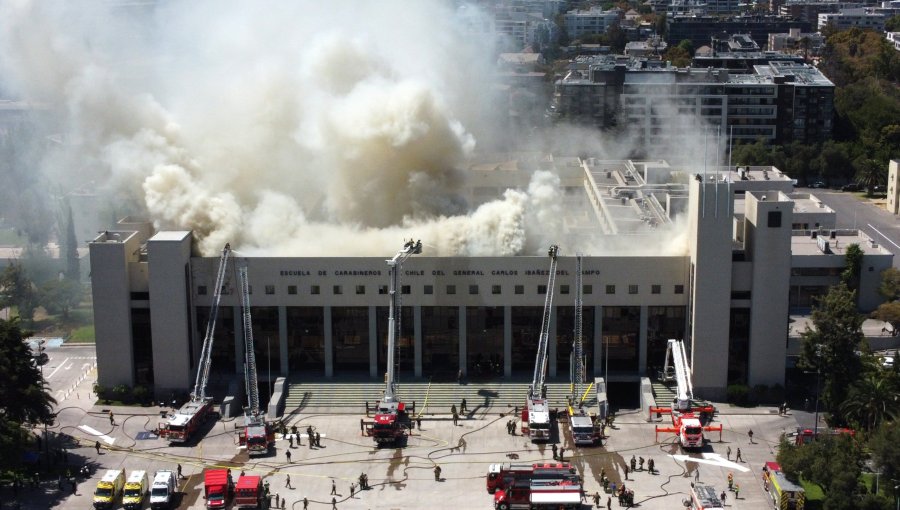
162,400,216,443
794,427,855,445
234,475,263,509
494,479,582,510
203,469,233,509
486,462,576,494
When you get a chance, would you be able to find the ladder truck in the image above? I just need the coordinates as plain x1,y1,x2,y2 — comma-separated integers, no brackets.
161,243,230,443
567,254,600,446
521,245,559,442
366,240,421,445
236,263,275,456
649,339,722,448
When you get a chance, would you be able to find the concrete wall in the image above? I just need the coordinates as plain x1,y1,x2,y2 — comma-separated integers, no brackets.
147,232,194,394
89,230,143,388
888,160,899,215
745,191,792,387
688,178,733,400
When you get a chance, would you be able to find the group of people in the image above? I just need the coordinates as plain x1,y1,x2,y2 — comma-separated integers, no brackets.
505,419,518,435
628,455,655,474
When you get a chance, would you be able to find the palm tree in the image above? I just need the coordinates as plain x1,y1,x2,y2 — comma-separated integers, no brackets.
841,374,899,432
854,158,884,196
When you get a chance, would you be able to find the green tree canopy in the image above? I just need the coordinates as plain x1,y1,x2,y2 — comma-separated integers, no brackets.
878,267,900,301
870,421,900,492
799,283,865,425
840,373,899,431
0,318,55,425
0,261,37,325
777,434,864,499
38,278,82,321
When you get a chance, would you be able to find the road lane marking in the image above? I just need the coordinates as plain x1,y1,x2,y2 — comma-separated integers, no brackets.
868,224,900,251
45,357,70,380
671,453,750,472
78,425,116,445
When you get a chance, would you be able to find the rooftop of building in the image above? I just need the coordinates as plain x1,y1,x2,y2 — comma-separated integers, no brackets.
751,60,834,86
790,229,891,256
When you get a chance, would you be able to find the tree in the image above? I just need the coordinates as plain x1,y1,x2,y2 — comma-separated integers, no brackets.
0,318,55,470
840,373,899,431
873,301,900,334
677,39,694,56
63,203,80,281
0,262,37,326
655,12,667,38
38,278,82,321
879,267,900,301
854,157,885,195
777,434,864,502
662,46,691,67
870,421,900,492
799,283,865,425
885,15,900,33
841,243,864,292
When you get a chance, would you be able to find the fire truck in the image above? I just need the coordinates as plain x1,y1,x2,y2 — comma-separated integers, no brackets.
649,339,722,448
235,264,276,456
794,427,855,445
234,475,264,509
763,462,806,510
203,469,233,509
567,254,601,446
494,479,582,510
690,482,724,510
521,245,558,442
161,244,230,443
365,240,421,445
486,462,576,494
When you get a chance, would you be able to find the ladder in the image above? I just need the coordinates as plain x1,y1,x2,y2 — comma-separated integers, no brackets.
572,254,585,402
530,245,559,400
192,243,231,402
238,265,260,417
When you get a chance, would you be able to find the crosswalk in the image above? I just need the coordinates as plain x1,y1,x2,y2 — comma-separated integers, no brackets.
282,380,598,416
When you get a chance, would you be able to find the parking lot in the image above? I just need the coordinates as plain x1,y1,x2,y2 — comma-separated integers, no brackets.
5,348,797,510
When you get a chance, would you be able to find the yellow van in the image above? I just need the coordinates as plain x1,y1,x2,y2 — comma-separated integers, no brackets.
93,469,125,509
123,470,149,509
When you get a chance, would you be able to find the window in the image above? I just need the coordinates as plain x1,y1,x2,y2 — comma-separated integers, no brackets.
447,285,456,295
333,285,342,295
492,285,501,295
731,290,751,299
629,285,638,295
248,286,253,295
606,285,616,295
651,284,661,294
355,285,365,295
287,285,297,295
560,285,570,295
265,285,275,295
515,285,524,295
469,285,479,295
768,210,782,228
538,284,547,295
424,285,433,295
674,285,684,294
378,285,388,295
197,286,207,295
311,285,320,295
583,285,592,295
401,285,411,295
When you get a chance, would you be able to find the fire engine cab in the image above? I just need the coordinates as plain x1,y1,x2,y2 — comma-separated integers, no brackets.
486,462,576,494
690,482,724,510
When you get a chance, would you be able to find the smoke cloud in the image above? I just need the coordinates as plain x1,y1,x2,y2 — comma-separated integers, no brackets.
0,0,721,258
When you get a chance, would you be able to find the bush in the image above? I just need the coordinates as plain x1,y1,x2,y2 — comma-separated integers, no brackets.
131,385,151,406
727,384,752,406
112,384,131,404
92,383,109,403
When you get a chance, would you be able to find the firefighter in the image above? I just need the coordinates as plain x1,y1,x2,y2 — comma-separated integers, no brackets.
433,465,442,481
727,472,734,490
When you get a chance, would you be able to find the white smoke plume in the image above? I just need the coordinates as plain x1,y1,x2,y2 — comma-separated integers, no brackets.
0,1,722,258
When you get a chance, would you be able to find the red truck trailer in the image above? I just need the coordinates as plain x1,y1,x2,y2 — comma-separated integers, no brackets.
203,469,233,509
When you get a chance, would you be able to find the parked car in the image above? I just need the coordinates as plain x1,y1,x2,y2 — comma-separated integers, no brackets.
841,183,861,191
810,181,826,188
873,185,886,194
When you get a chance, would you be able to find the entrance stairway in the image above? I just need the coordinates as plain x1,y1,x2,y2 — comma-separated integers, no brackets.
650,379,677,407
282,379,598,416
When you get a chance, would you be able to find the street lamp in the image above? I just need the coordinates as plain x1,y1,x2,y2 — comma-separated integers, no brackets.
813,364,821,438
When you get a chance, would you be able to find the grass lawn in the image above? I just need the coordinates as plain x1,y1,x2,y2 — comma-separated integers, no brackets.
800,479,825,509
0,228,25,245
68,325,95,343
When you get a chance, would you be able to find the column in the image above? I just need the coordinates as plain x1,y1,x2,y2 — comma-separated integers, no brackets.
414,306,423,378
458,305,467,376
279,306,288,376
324,306,333,378
504,305,512,378
233,306,244,375
549,307,558,377
369,305,378,379
593,306,603,376
639,305,648,376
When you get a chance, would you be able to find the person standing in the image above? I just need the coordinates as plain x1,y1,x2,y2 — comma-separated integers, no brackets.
647,458,655,474
736,448,743,462
748,429,754,444
350,483,355,497
623,465,629,480
452,412,459,426
331,480,337,495
694,467,700,482
726,446,731,460
315,432,321,447
417,417,422,430
593,491,601,507
95,441,101,455
607,495,612,510
331,497,337,510
720,491,727,505
177,464,183,479
109,411,115,426
552,444,558,460
434,465,442,481
285,474,291,489
461,398,468,413
734,484,741,499
303,497,308,509
285,450,292,463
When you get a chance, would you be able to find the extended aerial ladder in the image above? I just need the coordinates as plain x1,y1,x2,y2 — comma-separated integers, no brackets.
649,339,721,447
161,243,230,442
567,254,600,445
521,245,559,441
366,240,422,445
236,262,275,455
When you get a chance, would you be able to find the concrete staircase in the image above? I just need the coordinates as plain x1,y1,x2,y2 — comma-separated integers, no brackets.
282,379,598,416
650,379,676,407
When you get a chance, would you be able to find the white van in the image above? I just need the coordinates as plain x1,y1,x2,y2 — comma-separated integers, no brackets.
123,470,148,510
150,470,177,509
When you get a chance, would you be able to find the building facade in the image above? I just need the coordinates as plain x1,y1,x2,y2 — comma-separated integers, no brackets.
666,15,812,49
563,6,622,39
90,160,891,401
